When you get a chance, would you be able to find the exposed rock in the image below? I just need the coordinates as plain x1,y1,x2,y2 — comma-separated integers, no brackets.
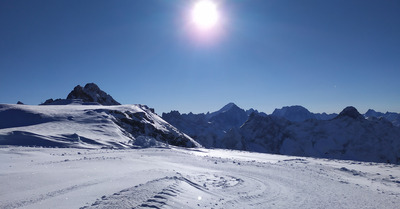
66,83,120,105
336,106,364,120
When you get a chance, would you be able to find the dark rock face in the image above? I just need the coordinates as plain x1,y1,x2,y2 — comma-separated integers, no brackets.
365,109,383,118
272,105,337,121
224,107,400,164
66,83,120,105
272,105,316,122
41,98,64,105
336,106,364,120
162,102,256,148
364,109,400,127
208,103,249,131
107,106,199,148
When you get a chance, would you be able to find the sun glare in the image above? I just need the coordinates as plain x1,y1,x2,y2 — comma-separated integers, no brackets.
192,0,219,30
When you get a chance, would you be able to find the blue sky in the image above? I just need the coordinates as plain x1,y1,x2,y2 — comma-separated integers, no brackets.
1,0,399,114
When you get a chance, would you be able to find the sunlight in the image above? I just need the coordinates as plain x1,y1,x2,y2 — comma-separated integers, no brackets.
191,0,219,30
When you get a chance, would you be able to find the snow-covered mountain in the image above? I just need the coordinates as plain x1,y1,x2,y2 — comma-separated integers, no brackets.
0,104,199,148
163,104,341,150
3,83,400,165
162,103,257,148
42,83,120,105
1,83,199,149
223,106,400,164
272,105,337,122
220,113,290,152
365,109,400,127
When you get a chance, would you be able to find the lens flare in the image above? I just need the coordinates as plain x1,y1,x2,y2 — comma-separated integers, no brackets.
192,0,219,30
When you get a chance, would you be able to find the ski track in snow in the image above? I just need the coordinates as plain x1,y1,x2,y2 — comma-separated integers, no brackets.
1,147,400,209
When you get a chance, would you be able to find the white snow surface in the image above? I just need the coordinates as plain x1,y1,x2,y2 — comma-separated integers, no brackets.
0,104,199,149
0,146,399,209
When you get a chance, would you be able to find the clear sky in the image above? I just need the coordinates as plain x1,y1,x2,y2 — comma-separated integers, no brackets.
1,0,399,114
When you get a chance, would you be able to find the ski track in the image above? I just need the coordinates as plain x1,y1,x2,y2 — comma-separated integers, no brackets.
1,147,400,209
3,181,99,209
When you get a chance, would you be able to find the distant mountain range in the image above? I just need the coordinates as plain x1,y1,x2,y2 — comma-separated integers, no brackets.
162,103,260,148
271,105,338,121
223,107,400,163
364,109,400,127
1,83,399,164
162,104,400,164
164,104,400,163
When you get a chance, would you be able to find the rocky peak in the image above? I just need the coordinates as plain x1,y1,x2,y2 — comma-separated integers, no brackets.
364,109,384,118
219,102,239,112
336,106,364,120
162,110,181,118
272,105,315,122
67,83,120,105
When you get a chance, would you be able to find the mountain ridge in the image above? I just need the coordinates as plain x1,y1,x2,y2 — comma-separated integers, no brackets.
223,106,400,164
3,83,400,164
42,83,120,106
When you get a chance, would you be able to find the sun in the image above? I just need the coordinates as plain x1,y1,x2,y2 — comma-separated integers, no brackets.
191,0,219,30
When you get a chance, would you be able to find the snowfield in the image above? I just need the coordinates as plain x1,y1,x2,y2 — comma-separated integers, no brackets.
1,146,399,209
0,104,199,149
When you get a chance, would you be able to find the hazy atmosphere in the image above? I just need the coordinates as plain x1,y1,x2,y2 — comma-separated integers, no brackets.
1,0,399,114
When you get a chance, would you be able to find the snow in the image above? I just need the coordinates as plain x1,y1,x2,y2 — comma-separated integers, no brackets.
0,146,399,209
1,100,400,208
0,104,199,149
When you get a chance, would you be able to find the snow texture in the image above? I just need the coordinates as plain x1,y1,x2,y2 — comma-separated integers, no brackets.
0,104,199,149
0,146,399,209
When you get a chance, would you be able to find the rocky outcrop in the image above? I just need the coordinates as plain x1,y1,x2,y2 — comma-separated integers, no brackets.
67,83,120,105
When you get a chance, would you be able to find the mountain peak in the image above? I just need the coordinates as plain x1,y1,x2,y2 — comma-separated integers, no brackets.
66,83,120,105
219,102,239,113
83,83,101,92
364,109,384,118
272,105,315,122
337,106,363,120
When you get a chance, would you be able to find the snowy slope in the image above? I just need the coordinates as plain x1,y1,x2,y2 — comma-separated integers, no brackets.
224,107,400,164
0,146,399,209
0,104,199,148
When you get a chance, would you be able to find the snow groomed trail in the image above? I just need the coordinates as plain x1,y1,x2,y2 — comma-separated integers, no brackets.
1,147,399,209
